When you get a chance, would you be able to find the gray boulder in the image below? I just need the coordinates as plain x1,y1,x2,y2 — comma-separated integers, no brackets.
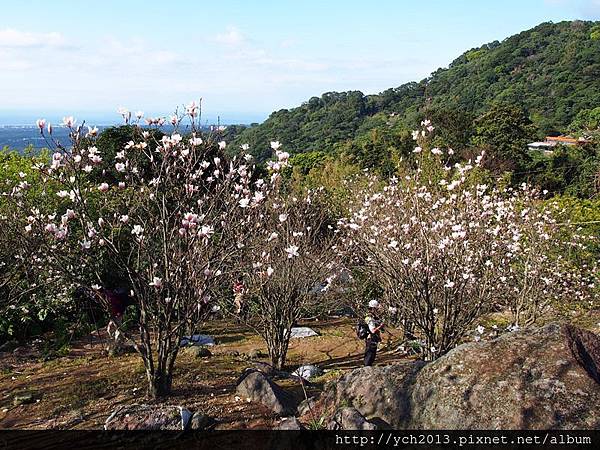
318,323,600,430
105,405,192,430
297,396,319,417
183,346,212,358
409,323,600,429
325,361,425,428
13,392,35,406
249,361,278,377
327,407,377,430
245,348,266,359
188,412,214,430
236,370,297,416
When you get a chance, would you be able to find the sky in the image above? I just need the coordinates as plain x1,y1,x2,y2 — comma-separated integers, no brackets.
0,0,599,124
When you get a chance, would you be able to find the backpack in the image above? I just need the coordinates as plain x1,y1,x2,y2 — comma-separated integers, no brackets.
356,320,369,340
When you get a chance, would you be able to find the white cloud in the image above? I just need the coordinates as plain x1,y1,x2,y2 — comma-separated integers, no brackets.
214,26,245,46
0,28,67,48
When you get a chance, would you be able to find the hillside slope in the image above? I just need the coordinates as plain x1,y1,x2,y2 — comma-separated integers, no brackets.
233,20,600,160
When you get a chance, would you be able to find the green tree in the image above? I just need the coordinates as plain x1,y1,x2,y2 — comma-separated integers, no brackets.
471,104,537,171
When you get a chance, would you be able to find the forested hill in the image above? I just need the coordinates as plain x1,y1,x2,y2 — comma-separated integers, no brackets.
232,20,600,161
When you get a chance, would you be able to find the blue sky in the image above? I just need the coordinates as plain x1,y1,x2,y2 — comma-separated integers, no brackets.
0,0,598,124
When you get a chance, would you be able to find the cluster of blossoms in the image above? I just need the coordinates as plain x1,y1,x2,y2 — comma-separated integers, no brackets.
265,141,290,175
340,120,598,359
1,101,299,397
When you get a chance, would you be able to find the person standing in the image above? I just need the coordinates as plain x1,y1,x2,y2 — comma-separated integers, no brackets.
233,277,246,320
104,287,130,355
364,300,384,366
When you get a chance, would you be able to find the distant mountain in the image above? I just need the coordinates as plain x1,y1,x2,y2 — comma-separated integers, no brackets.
233,20,600,161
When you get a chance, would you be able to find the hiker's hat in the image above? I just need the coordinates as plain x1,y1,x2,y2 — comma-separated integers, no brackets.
368,299,380,309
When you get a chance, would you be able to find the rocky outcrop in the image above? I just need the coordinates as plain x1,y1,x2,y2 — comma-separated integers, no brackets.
409,323,600,429
236,370,297,416
317,323,600,430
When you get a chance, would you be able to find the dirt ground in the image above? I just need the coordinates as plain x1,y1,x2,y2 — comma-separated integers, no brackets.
0,318,410,430
2,311,598,430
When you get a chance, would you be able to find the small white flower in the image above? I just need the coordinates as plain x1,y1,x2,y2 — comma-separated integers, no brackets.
149,277,163,288
285,245,299,258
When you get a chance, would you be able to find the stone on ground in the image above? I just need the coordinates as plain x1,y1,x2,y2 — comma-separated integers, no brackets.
105,405,192,430
13,392,35,406
245,348,266,359
188,412,214,430
236,370,297,416
183,346,212,358
297,396,319,417
327,407,377,430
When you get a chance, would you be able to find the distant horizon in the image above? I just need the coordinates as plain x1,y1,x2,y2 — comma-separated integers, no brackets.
2,1,599,118
0,110,269,127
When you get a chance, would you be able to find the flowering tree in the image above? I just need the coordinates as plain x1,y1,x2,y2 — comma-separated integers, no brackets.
3,104,267,397
0,150,78,339
229,143,340,369
340,121,597,360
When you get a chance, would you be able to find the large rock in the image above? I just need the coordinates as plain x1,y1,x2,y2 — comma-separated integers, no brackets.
317,323,600,430
290,327,319,339
182,346,212,358
297,396,319,417
324,362,425,428
327,407,377,430
105,405,192,430
248,361,278,377
409,323,600,430
189,412,214,430
236,371,297,416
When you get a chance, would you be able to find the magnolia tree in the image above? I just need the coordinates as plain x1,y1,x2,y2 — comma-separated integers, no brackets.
228,143,340,369
1,152,79,338
3,103,269,397
340,121,597,360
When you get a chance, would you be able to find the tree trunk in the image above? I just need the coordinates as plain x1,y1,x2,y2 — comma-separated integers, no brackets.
268,326,291,370
147,367,173,399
